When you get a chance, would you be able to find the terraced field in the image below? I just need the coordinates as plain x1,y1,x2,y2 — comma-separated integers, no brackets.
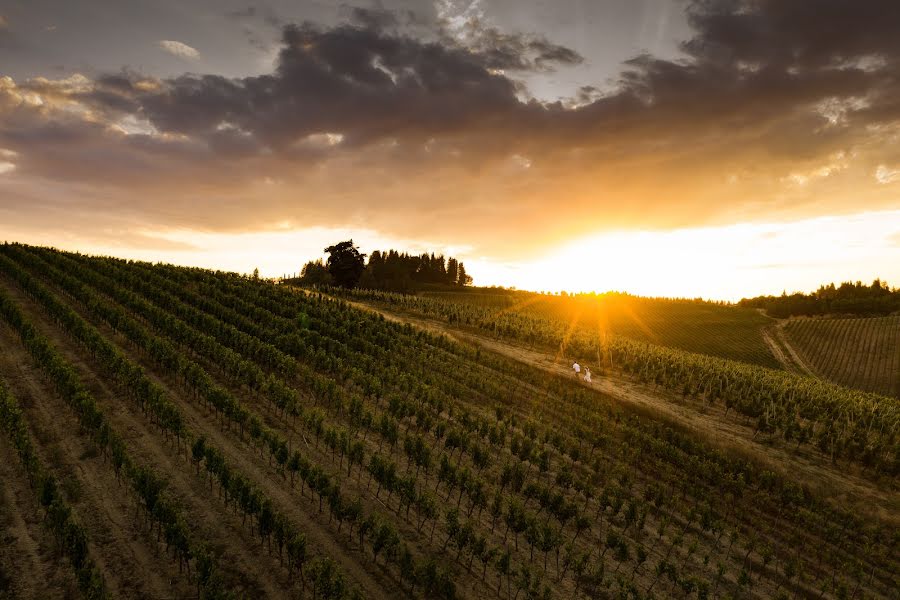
0,243,896,599
784,316,900,398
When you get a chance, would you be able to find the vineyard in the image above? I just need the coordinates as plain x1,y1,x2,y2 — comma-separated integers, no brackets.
339,286,899,471
0,243,897,599
783,316,900,399
407,290,779,368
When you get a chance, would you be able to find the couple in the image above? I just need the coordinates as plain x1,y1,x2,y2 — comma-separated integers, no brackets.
572,361,592,384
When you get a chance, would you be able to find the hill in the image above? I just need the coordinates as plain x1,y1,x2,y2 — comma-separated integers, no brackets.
0,243,896,599
351,289,781,368
782,316,900,398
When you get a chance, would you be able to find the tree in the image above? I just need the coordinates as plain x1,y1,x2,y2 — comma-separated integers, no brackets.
299,259,333,286
457,262,472,287
324,240,367,289
447,258,459,286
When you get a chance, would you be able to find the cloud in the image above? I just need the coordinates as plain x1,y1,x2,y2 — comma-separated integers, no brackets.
1,3,899,258
158,40,200,60
456,25,583,72
0,15,20,51
875,165,900,184
226,7,257,19
226,5,282,28
224,5,284,52
349,7,402,31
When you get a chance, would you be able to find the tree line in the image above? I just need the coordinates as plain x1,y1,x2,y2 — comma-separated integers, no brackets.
740,279,900,318
298,240,472,292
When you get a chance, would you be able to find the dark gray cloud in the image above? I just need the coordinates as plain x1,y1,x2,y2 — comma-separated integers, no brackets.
67,18,558,153
458,25,584,71
55,0,896,163
348,7,404,32
226,4,284,30
0,22,21,50
226,7,259,19
684,0,900,69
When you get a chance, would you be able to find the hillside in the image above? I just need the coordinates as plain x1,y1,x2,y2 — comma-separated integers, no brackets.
409,290,780,368
0,244,896,599
783,316,900,398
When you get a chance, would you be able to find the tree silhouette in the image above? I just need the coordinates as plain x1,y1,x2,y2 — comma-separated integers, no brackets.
324,240,367,289
457,262,472,287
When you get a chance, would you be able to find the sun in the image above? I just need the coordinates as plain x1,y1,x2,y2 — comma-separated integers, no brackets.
470,210,900,301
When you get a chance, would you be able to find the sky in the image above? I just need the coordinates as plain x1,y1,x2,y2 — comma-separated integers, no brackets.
0,0,899,299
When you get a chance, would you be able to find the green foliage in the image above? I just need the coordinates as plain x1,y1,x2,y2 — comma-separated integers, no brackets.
303,245,471,292
741,278,900,317
324,240,367,289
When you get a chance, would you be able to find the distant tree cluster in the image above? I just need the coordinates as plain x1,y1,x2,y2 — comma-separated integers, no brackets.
740,279,900,317
299,240,472,292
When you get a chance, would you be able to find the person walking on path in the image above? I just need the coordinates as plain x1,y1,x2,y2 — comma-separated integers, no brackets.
572,361,581,378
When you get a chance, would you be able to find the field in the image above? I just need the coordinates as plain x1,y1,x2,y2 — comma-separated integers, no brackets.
0,243,897,599
783,316,900,398
400,290,780,368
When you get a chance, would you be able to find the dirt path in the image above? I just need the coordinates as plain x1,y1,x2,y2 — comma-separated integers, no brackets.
775,323,819,376
754,308,816,377
770,321,819,378
337,296,899,525
761,325,794,371
0,434,78,600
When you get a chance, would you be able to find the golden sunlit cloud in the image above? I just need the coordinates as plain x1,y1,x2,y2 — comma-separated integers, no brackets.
158,40,200,60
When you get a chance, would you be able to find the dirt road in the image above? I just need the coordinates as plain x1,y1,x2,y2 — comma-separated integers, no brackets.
761,317,819,378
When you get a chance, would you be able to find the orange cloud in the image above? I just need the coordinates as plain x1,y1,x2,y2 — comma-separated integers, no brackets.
0,1,898,262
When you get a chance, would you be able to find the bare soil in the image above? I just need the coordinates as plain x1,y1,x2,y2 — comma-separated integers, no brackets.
0,320,194,599
0,434,78,600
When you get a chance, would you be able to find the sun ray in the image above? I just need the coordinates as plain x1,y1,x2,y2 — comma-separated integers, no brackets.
553,303,583,366
594,296,613,371
492,292,547,318
619,300,659,345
